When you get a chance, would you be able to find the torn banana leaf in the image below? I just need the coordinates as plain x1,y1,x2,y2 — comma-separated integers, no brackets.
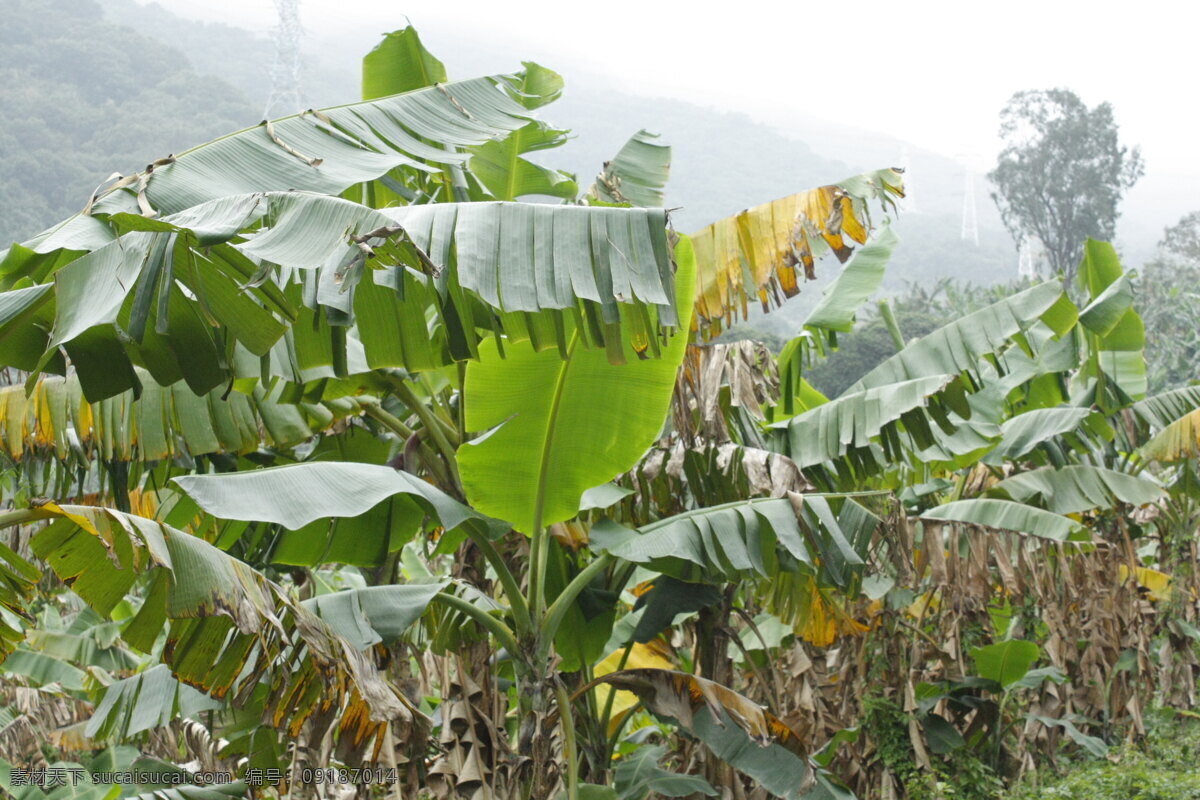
991,465,1164,515
1141,408,1200,462
86,664,223,741
587,130,671,208
0,192,680,401
6,503,418,761
0,370,361,465
1077,239,1147,402
88,77,532,218
1132,385,1200,431
688,167,903,334
769,374,972,477
590,493,875,591
846,281,1071,393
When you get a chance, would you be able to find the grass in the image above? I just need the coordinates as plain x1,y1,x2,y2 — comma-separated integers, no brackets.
1008,709,1200,799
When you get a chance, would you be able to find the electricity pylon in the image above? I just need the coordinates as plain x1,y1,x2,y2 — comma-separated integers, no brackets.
960,169,979,246
262,0,303,119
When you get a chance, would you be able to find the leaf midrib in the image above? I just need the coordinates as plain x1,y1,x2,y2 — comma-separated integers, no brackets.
532,328,581,532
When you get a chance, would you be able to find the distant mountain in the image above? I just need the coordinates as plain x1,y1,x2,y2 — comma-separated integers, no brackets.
7,0,1018,311
0,0,258,244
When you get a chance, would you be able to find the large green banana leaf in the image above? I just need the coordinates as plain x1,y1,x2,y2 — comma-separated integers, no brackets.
1,647,87,690
775,226,898,417
769,374,970,474
922,499,1088,541
588,130,672,208
585,669,818,799
1,192,679,401
992,465,1164,514
301,582,448,651
1077,240,1146,401
0,371,356,465
87,664,223,741
455,235,697,533
613,743,717,800
173,461,503,559
1129,386,1200,461
1141,408,1200,462
80,77,532,219
589,494,874,590
362,25,574,202
590,499,809,583
846,281,1072,392
362,26,448,98
467,65,577,201
1133,385,1200,430
983,406,1096,463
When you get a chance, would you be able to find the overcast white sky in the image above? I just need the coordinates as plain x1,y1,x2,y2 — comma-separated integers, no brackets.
142,0,1199,175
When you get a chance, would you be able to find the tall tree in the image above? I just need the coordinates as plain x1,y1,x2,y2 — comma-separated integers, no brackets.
988,88,1143,282
1160,210,1200,264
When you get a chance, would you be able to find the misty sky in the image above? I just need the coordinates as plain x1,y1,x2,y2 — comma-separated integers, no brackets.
135,0,1196,252
138,0,1197,169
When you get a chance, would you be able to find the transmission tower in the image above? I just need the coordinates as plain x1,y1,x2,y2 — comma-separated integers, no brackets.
1017,234,1041,278
262,0,304,119
960,169,979,246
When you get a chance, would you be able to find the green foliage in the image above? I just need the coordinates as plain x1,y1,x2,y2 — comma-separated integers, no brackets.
1159,211,1200,265
5,8,1200,800
861,693,1003,800
1134,257,1200,394
802,278,1037,397
1009,712,1200,800
988,89,1143,281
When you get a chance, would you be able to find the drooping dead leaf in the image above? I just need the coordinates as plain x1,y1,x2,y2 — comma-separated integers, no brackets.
582,668,808,760
688,168,903,334
6,503,420,761
592,641,676,732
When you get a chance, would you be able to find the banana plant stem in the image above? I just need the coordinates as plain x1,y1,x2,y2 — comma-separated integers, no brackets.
528,524,547,628
555,681,580,800
465,529,532,637
361,403,451,487
0,508,53,530
360,401,415,439
539,552,612,659
432,591,523,671
387,377,461,485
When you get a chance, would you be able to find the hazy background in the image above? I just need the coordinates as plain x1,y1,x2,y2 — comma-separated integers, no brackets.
3,0,1195,335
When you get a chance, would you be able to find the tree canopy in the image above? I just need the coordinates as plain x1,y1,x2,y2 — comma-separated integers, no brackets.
988,88,1143,282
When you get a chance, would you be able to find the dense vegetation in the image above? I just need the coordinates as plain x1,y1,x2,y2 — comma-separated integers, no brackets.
1,17,1199,800
0,0,259,245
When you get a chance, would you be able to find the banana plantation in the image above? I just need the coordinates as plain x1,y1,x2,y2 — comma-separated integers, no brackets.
3,26,1199,800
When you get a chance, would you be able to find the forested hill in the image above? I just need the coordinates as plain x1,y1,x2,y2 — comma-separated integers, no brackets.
0,0,259,244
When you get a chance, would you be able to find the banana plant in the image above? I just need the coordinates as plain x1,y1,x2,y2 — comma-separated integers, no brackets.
0,22,920,800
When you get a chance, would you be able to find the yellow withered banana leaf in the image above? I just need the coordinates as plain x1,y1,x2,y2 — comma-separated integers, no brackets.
583,668,816,797
688,168,903,334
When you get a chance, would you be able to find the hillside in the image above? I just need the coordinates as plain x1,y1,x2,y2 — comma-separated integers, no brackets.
0,0,259,244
